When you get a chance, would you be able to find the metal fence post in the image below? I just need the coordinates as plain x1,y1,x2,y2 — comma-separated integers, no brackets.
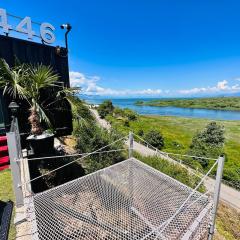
208,155,225,240
6,118,24,207
129,132,134,158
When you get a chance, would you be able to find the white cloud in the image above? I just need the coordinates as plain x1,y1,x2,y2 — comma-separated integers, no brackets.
69,72,86,86
69,71,100,87
217,80,228,90
232,84,240,90
69,71,163,96
178,80,240,95
70,71,240,97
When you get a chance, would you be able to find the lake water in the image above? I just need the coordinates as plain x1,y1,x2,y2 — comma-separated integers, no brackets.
82,97,240,121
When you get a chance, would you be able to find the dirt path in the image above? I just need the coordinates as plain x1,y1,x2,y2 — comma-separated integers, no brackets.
90,109,240,211
91,109,111,130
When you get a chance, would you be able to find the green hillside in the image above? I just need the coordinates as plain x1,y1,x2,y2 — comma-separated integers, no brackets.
106,114,240,189
136,97,240,111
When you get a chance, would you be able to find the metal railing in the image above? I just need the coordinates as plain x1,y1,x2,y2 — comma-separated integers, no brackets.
7,126,225,239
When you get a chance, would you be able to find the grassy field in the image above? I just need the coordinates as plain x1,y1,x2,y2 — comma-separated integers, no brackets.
136,97,240,111
106,114,240,188
0,169,16,240
215,202,240,240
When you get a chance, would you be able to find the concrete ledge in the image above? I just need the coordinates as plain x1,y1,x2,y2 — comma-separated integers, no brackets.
15,150,33,240
15,206,31,240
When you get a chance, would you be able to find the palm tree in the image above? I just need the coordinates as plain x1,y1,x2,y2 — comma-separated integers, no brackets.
24,64,59,135
0,58,79,136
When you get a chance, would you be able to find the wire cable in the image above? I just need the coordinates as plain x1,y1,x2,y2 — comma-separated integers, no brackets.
19,136,127,188
133,133,218,161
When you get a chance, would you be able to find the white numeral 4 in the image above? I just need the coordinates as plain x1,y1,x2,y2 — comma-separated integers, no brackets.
0,8,12,33
16,16,35,39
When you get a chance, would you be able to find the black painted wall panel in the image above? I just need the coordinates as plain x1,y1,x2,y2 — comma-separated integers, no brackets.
0,35,72,136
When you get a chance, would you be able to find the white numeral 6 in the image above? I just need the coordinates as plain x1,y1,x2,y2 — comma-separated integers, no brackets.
40,23,56,44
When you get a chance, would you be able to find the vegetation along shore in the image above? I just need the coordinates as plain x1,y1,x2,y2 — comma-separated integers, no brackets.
97,100,240,239
135,97,240,111
97,100,240,190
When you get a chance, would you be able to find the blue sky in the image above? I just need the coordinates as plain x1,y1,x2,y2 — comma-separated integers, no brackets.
1,0,240,97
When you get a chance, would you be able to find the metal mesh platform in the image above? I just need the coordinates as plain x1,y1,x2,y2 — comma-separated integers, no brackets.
28,158,213,240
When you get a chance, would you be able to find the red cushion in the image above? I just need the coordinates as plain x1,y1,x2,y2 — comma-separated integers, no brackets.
0,165,9,171
0,156,9,166
0,146,8,152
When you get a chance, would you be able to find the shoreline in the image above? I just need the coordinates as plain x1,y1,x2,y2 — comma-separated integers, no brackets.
135,96,240,112
135,103,240,112
85,99,240,121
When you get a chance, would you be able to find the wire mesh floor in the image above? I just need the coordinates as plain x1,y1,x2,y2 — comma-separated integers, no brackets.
28,158,213,240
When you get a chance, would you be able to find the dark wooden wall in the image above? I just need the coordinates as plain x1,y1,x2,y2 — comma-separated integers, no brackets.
0,35,72,136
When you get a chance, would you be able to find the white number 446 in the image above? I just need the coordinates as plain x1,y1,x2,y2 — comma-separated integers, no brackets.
0,8,56,44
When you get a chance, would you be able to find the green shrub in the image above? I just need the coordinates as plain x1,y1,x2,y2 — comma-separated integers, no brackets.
98,100,114,118
194,122,225,146
113,107,125,117
188,122,225,168
137,129,144,137
124,108,138,121
112,107,138,121
74,100,95,122
144,130,164,149
124,119,130,127
74,121,125,174
223,168,240,190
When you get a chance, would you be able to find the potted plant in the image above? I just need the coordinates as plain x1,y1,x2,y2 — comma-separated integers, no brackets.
0,59,79,155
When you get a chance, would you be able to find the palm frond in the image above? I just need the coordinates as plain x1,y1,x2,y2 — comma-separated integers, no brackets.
29,65,59,90
0,58,12,79
0,59,28,99
0,58,82,134
56,87,81,115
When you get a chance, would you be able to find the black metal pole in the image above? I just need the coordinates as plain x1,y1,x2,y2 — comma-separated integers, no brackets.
64,25,72,51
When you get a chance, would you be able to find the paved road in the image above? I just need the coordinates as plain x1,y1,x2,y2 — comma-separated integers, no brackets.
90,109,240,211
